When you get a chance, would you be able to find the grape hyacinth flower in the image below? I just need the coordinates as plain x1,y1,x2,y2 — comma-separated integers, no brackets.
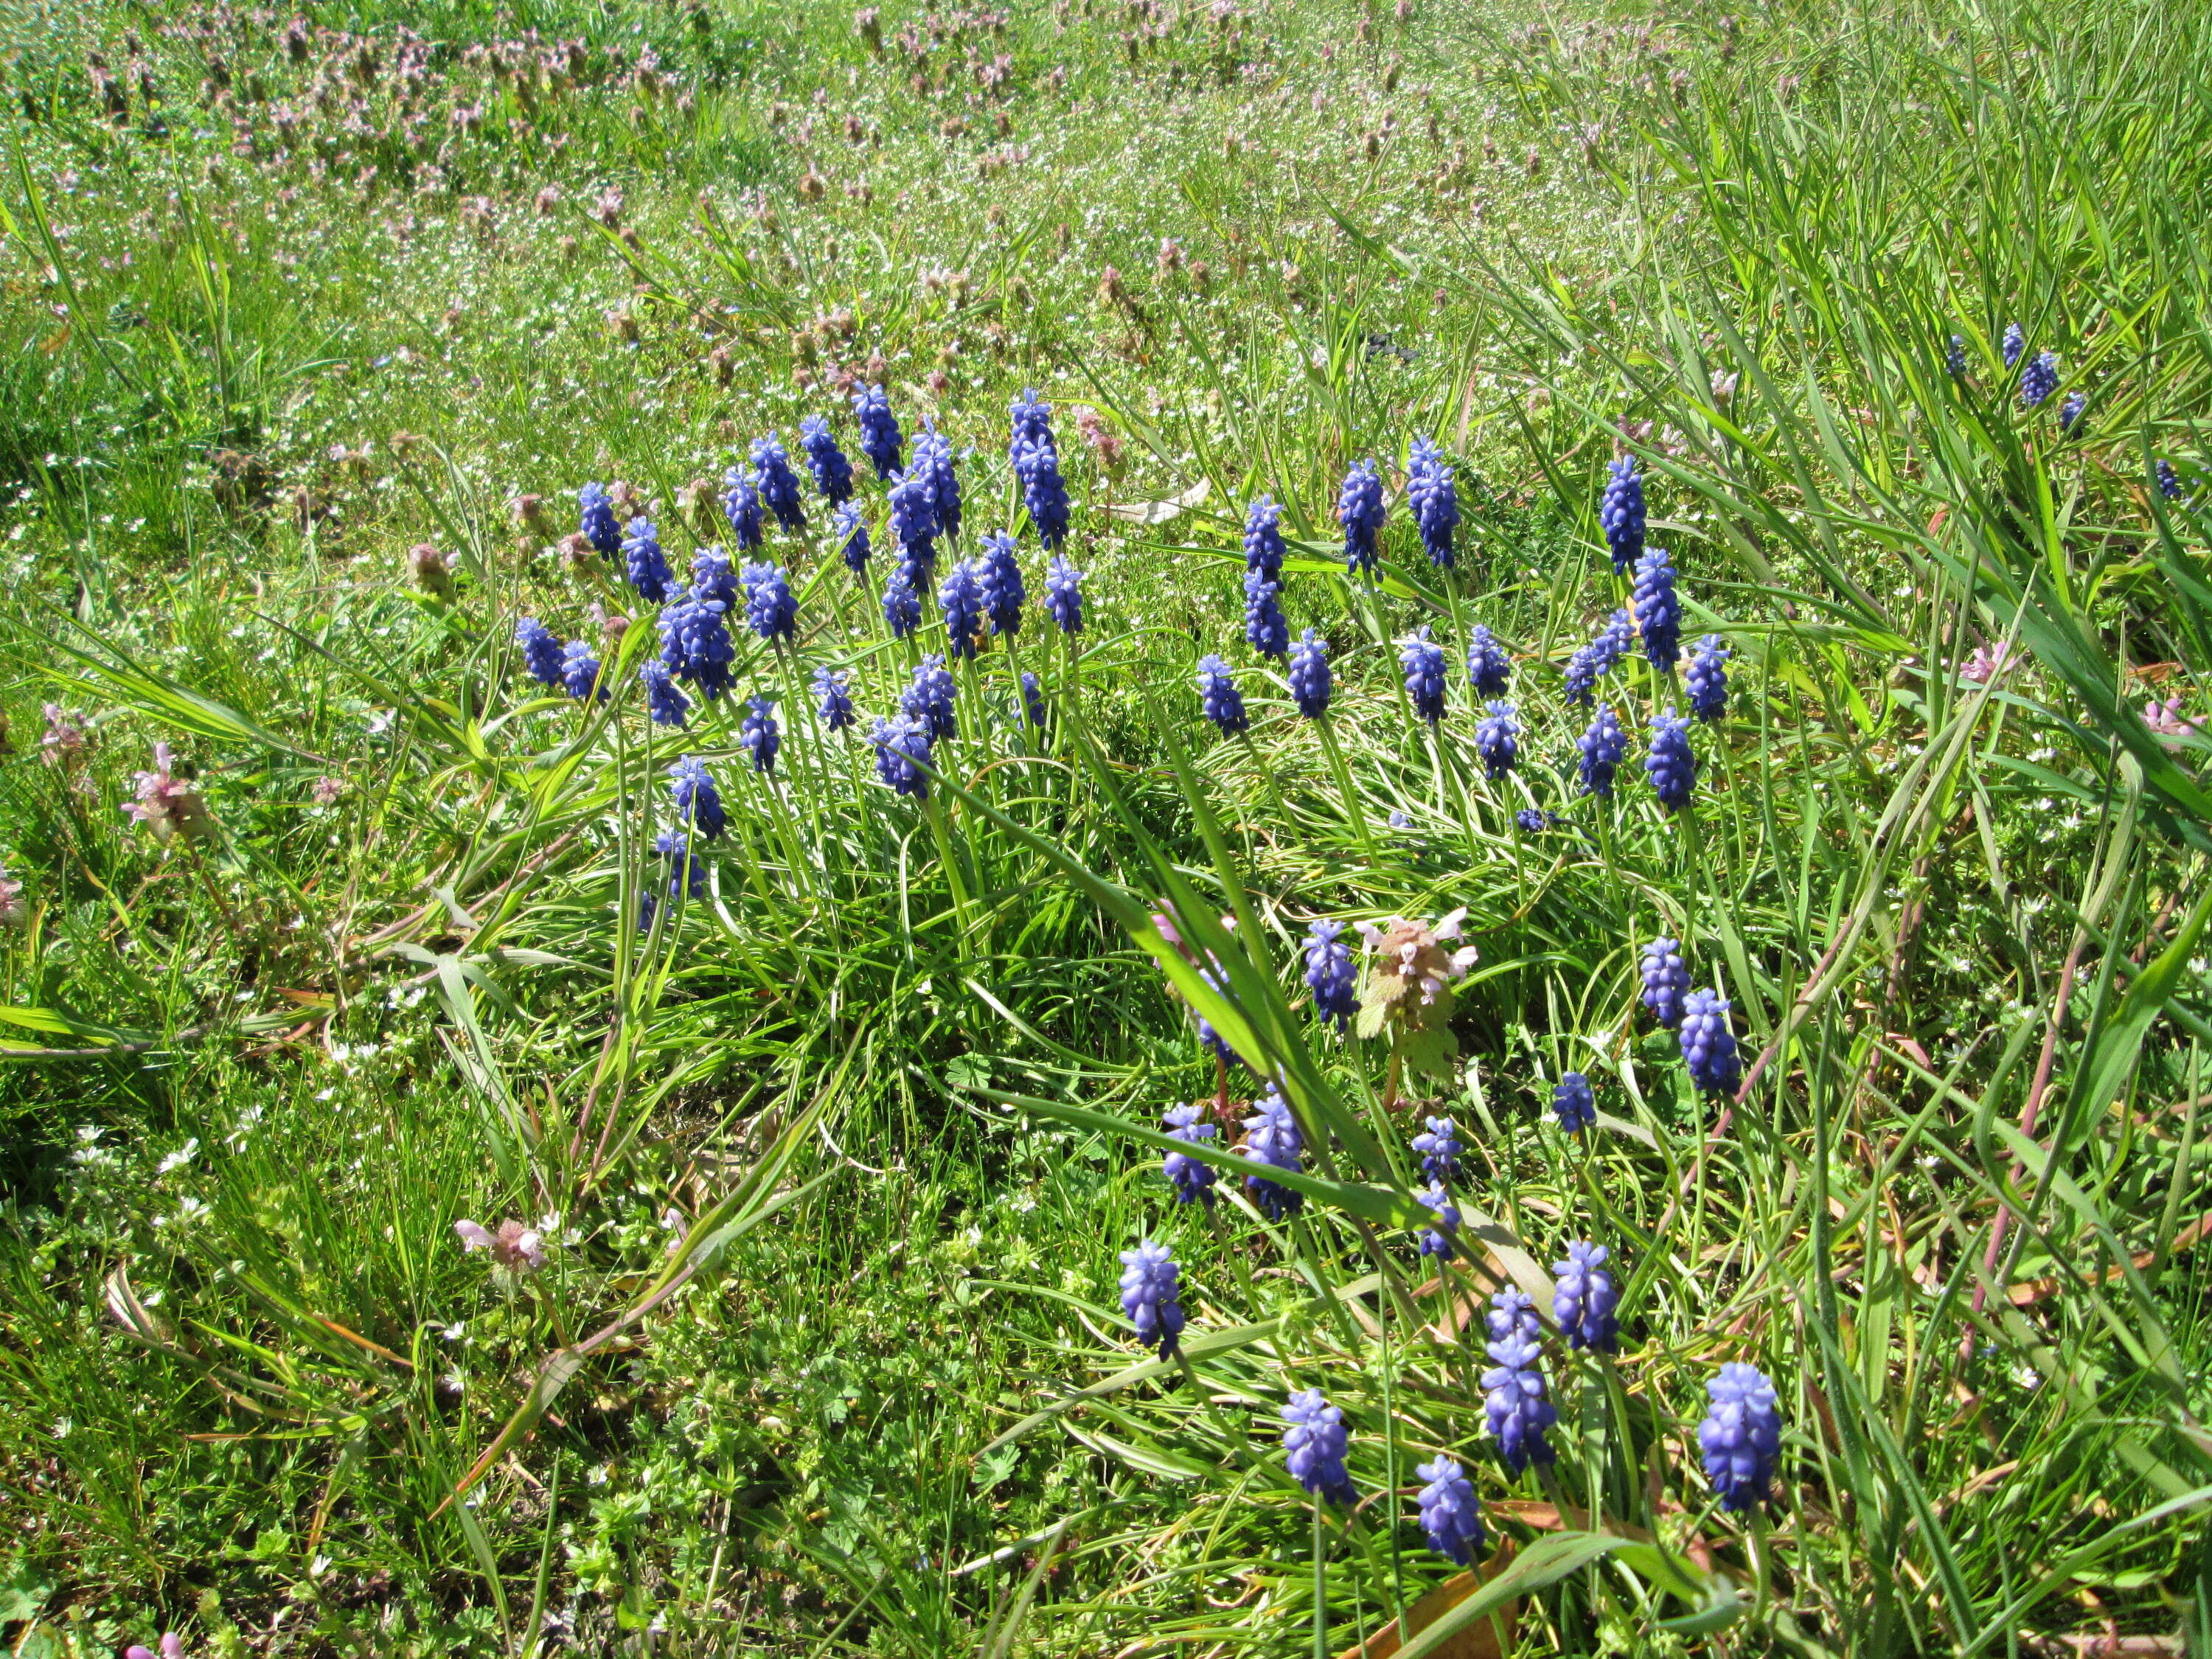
1304,919,1357,1034
1243,495,1287,581
1020,670,1048,728
1407,437,1460,568
834,501,871,573
798,414,855,506
1553,1240,1619,1352
752,434,807,532
938,559,984,658
1402,629,1448,723
1700,1362,1782,1512
622,517,673,603
1686,636,1731,723
1680,987,1742,1094
1338,457,1386,578
853,382,904,479
1632,546,1680,669
1415,1458,1484,1565
1562,643,1602,708
1010,387,1054,456
1288,629,1331,719
1467,625,1512,697
903,653,959,741
1416,1180,1460,1259
1019,441,1072,549
1245,571,1289,660
1161,1102,1219,1206
1282,1389,1354,1506
1045,553,1084,633
914,420,961,542
1192,965,1242,1068
1515,807,1551,833
1641,938,1690,1029
1413,1116,1463,1185
721,466,765,550
2021,349,2058,409
560,639,605,702
1487,1287,1542,1347
640,660,691,728
2059,391,2085,433
1118,1239,1186,1358
742,562,799,644
1552,1071,1596,1134
2157,459,2185,500
886,465,939,582
882,566,922,639
516,617,566,687
645,827,709,927
668,755,726,839
813,666,855,732
657,589,737,700
869,713,933,798
739,695,779,773
978,531,1026,637
1578,703,1627,797
1645,709,1697,812
692,548,740,611
1601,456,1646,574
1593,608,1633,671
1197,654,1249,737
1482,1332,1556,1473
580,481,621,557
1242,1085,1304,1221
1475,701,1519,778
1947,333,1966,378
2001,322,2025,367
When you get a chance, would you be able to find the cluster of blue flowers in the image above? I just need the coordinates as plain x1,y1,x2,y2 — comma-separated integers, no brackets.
1641,934,1742,1095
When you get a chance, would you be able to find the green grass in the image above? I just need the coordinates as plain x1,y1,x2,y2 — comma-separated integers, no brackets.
1,0,2209,1652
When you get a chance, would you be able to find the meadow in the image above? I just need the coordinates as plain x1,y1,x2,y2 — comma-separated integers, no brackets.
1,0,2210,1652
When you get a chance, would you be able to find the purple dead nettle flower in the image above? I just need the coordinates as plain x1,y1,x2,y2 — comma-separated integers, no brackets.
1161,1102,1219,1206
454,1217,546,1273
835,501,872,573
0,865,24,926
310,776,345,806
123,743,212,841
2144,698,2201,746
799,414,855,505
753,433,807,532
1960,641,2013,685
1118,1239,1186,1357
641,660,692,728
1354,908,1479,1006
720,465,765,550
124,1636,187,1659
978,530,1026,636
41,703,88,768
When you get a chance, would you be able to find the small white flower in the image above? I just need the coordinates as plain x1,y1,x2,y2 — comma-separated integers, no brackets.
156,1139,199,1176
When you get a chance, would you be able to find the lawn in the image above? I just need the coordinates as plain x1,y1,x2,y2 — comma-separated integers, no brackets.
2,0,2210,1652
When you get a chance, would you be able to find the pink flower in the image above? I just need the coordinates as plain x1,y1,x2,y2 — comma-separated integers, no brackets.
124,1635,185,1659
310,776,346,805
122,743,211,842
454,1218,545,1273
1960,643,2013,685
2144,698,2201,745
0,866,24,928
40,703,86,767
1354,909,1480,1006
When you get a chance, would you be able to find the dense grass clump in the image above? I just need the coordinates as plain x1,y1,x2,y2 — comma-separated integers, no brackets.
1,0,2211,1652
